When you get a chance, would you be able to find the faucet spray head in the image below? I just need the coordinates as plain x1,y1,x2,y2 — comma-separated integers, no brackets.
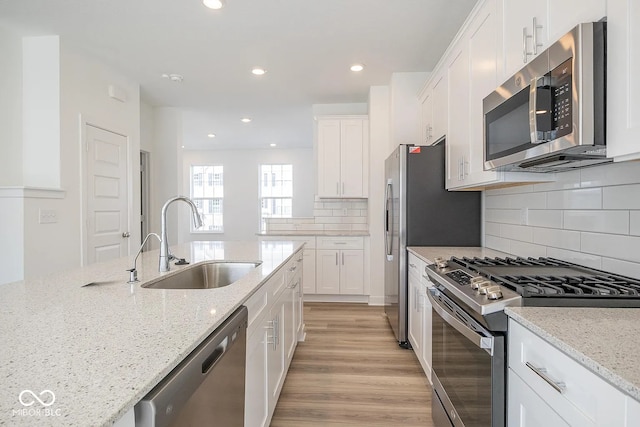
192,210,203,229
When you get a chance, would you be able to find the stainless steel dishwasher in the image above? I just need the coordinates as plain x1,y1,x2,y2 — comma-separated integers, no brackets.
135,306,247,427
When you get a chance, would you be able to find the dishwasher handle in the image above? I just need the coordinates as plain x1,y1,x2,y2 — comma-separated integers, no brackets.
201,336,228,374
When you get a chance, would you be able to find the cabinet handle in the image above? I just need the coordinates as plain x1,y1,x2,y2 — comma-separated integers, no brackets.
532,17,543,55
266,320,277,351
525,361,566,394
342,182,345,194
409,263,416,269
341,252,344,265
335,253,338,265
336,182,339,195
522,27,528,63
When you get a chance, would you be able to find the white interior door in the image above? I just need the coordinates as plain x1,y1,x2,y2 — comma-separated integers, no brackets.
86,125,129,264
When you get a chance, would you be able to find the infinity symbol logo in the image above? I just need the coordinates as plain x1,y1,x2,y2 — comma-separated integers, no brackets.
18,390,56,407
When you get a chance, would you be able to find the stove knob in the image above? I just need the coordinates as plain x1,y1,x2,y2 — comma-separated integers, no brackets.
477,282,492,294
470,276,486,290
434,257,448,270
486,286,503,300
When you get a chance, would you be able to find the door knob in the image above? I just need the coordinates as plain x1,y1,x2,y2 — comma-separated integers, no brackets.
122,232,131,238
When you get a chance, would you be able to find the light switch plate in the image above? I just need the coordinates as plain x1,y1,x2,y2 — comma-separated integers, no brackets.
39,209,58,224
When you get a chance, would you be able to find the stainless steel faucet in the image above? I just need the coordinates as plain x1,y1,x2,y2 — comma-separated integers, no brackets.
159,196,203,272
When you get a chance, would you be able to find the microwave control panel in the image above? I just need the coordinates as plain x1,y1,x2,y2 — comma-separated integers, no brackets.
551,58,573,138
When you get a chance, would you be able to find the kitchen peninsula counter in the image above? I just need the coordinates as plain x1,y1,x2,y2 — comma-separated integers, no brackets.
0,240,303,426
506,306,640,402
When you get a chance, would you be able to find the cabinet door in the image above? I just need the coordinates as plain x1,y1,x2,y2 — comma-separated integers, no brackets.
316,119,341,197
467,0,500,184
283,279,296,364
508,370,571,427
340,249,364,295
421,282,432,383
407,275,422,357
431,73,447,144
501,0,547,79
420,92,433,145
245,326,269,427
316,249,341,294
302,249,316,294
547,0,605,42
446,44,470,189
607,0,640,161
267,299,286,415
340,119,366,197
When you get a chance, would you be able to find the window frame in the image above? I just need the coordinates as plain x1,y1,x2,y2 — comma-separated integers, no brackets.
259,163,293,232
190,164,224,233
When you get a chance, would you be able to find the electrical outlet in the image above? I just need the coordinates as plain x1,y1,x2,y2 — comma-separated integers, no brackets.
520,207,529,225
39,209,58,224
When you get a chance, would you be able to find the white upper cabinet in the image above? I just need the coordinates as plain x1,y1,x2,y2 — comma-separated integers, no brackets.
607,0,640,161
446,44,470,189
419,72,447,145
316,116,369,198
499,0,605,82
500,0,548,80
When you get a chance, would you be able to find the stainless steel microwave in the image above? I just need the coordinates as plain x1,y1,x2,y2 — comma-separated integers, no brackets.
483,21,607,172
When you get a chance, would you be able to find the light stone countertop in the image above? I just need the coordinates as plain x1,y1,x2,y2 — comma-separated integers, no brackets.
0,240,303,427
506,307,640,401
258,231,369,237
407,246,512,264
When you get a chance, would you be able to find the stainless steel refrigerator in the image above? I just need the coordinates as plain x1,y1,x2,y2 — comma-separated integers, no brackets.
384,143,481,347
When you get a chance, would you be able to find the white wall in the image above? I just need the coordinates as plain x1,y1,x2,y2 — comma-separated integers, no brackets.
368,86,391,305
0,27,23,186
312,103,368,116
389,72,429,146
0,35,141,283
484,161,640,279
180,148,314,241
0,196,24,284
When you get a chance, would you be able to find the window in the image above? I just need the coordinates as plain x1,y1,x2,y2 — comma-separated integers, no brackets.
259,164,292,232
191,165,223,232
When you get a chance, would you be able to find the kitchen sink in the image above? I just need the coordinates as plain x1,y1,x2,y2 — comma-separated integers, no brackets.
142,261,261,290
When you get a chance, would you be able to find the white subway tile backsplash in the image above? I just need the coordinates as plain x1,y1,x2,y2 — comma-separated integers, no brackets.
603,184,640,209
533,227,581,251
485,209,521,224
324,224,352,231
546,248,602,270
546,187,602,210
580,160,640,188
351,224,369,231
500,224,533,242
581,233,640,263
563,210,629,234
631,211,640,236
485,235,511,253
485,221,500,236
533,170,581,192
485,184,535,196
485,194,510,209
510,192,547,209
601,258,640,280
509,241,547,258
527,210,563,228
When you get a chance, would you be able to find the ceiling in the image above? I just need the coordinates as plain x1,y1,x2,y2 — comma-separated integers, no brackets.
0,0,476,150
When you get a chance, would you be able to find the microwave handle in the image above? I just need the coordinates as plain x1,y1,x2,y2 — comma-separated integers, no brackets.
529,78,542,144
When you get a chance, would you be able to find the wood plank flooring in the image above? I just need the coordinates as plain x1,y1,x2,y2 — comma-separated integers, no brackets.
270,303,434,426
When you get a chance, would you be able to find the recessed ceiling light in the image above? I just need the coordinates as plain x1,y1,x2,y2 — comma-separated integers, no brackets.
241,117,252,123
350,64,364,72
207,133,216,138
181,145,185,148
203,0,225,9
270,143,277,147
252,67,266,76
161,73,184,82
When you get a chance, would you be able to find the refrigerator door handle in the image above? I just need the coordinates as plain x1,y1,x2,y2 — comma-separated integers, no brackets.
385,179,393,260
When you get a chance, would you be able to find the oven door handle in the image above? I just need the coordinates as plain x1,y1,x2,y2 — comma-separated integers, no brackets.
428,289,494,356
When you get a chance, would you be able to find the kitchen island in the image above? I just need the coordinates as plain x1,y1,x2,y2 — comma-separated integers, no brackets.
0,240,303,426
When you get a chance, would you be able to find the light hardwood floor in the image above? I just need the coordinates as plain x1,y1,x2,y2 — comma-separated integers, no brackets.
270,303,434,426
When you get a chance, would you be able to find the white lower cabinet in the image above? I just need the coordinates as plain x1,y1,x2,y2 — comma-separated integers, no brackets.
315,237,364,295
245,250,304,427
407,253,433,382
508,319,630,427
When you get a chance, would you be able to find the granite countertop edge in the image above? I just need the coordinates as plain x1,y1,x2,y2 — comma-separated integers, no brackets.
258,231,369,237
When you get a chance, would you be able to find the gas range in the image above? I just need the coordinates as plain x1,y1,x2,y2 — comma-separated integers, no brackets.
426,255,640,317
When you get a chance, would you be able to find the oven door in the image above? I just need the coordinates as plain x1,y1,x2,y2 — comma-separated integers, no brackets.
428,288,505,427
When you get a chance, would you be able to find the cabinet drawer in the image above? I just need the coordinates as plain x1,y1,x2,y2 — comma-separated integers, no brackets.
408,253,424,281
316,236,363,250
246,283,269,331
509,320,626,426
